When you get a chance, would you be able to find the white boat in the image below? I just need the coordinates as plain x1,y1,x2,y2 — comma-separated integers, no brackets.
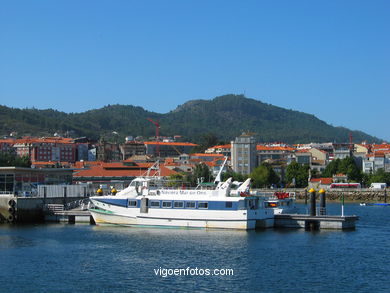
89,173,274,230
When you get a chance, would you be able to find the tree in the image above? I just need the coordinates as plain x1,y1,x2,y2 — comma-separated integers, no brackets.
285,161,310,188
322,157,362,183
187,163,214,186
322,159,341,177
222,169,247,182
167,173,186,187
250,163,280,188
0,153,31,167
365,168,390,186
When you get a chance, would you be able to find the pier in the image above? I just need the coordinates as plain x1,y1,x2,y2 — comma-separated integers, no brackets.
272,188,359,230
274,214,358,230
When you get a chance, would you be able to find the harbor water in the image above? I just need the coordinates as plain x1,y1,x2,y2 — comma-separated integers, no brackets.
1,203,389,293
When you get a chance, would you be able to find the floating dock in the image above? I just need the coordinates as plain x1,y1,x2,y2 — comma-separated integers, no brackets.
274,214,358,230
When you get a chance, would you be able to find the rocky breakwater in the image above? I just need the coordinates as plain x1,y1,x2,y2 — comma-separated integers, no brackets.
294,189,388,202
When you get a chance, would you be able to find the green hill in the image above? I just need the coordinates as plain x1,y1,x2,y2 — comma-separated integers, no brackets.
0,95,381,143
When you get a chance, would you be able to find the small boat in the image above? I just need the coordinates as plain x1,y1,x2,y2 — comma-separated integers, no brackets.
360,202,390,207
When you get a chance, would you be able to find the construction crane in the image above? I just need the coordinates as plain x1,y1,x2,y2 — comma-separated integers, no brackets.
147,118,160,157
349,132,354,151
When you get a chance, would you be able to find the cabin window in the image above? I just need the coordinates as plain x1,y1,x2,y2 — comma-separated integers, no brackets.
225,202,233,208
128,200,137,208
150,201,160,208
174,201,184,208
162,201,172,208
198,202,208,209
186,201,196,209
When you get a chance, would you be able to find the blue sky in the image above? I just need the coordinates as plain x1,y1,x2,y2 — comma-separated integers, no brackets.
1,0,389,141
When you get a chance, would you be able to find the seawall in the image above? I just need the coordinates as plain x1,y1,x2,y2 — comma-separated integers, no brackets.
256,188,388,202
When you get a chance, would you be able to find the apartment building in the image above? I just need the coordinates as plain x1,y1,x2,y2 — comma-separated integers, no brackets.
231,133,257,175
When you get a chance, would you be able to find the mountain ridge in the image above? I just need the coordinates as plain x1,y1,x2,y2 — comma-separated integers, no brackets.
0,95,382,143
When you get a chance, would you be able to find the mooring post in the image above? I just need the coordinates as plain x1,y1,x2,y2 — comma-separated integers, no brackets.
384,189,387,204
319,188,326,215
309,188,316,216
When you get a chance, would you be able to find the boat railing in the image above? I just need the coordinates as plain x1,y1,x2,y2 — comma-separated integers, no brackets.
253,191,296,200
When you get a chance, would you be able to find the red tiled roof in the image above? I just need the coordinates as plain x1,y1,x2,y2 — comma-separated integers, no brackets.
295,149,311,153
144,141,198,146
210,144,231,149
0,139,16,144
310,178,333,185
367,152,385,158
14,137,74,145
191,153,224,157
73,163,177,178
334,173,347,177
256,145,294,151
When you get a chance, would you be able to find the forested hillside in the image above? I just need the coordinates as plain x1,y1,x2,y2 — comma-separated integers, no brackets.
0,95,380,143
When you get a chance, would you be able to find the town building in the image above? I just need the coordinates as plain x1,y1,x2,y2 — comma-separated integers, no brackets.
293,150,312,165
0,139,16,155
257,145,294,165
205,144,231,157
333,143,353,160
95,139,122,162
119,141,146,160
12,137,77,162
308,177,333,190
231,133,257,175
144,141,197,158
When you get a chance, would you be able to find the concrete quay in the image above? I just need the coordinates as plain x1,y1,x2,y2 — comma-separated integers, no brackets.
0,195,88,223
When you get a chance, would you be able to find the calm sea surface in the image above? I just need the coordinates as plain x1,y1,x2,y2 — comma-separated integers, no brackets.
1,203,389,293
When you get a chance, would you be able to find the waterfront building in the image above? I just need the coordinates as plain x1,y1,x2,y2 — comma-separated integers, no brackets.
231,133,257,175
0,167,73,195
